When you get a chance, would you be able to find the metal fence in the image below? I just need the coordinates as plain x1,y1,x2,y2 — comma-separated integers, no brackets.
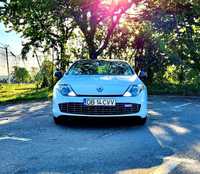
0,47,15,80
0,47,40,81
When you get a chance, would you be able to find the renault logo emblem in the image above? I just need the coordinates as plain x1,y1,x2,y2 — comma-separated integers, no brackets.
97,87,104,93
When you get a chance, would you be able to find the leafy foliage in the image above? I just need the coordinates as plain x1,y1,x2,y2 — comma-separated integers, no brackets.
0,0,144,60
35,59,54,88
12,66,32,83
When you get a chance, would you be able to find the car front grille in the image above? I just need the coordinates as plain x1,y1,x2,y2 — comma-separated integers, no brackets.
59,103,141,115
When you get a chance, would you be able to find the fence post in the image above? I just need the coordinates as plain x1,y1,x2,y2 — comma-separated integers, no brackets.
5,46,11,83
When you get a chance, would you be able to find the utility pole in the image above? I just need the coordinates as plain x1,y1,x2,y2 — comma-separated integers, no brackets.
0,43,16,83
51,47,54,87
5,45,10,83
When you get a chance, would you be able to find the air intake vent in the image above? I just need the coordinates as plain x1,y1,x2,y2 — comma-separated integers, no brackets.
59,103,140,115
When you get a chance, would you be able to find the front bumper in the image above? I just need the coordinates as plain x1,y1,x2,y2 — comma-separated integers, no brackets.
52,89,147,118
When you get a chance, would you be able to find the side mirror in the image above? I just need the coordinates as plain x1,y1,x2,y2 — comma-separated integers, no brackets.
138,71,148,79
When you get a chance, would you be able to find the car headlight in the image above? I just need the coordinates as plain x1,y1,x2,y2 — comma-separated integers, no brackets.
58,84,76,96
124,84,145,97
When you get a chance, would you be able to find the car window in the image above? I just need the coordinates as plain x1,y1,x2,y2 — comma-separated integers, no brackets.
68,60,134,75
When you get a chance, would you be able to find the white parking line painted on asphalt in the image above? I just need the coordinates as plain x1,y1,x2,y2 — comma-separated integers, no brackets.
148,125,176,154
148,126,165,148
148,126,174,148
0,136,31,142
173,103,192,109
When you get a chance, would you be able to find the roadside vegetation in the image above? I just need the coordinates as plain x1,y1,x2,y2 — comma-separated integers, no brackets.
0,83,52,104
0,59,55,104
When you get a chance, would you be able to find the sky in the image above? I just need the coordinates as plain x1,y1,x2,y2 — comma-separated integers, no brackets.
0,23,40,77
0,23,22,55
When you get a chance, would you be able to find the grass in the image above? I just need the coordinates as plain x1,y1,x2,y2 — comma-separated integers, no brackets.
0,83,52,104
149,83,200,96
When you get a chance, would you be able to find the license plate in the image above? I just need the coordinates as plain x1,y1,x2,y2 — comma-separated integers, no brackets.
84,98,116,106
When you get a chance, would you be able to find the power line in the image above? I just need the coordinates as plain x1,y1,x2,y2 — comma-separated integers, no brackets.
0,43,17,56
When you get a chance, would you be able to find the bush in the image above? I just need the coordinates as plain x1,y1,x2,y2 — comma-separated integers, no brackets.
12,66,32,83
35,59,54,88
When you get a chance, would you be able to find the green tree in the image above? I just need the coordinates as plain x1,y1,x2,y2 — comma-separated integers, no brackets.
35,59,54,88
12,66,32,83
146,0,200,84
0,0,76,66
0,0,144,60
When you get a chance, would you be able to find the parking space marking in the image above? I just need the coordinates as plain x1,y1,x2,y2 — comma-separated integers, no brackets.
148,126,165,148
173,103,192,109
0,136,31,142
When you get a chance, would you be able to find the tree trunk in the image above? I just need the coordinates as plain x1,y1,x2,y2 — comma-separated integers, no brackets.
89,50,98,59
59,42,67,69
178,65,184,84
87,40,98,59
60,43,65,61
146,67,153,86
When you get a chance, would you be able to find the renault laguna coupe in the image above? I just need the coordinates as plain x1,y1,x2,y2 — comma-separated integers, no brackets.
52,60,148,124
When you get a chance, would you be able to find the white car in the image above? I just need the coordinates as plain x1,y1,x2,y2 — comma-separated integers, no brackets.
52,60,148,124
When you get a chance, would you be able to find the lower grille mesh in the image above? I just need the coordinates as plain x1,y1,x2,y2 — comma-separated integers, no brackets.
59,103,140,115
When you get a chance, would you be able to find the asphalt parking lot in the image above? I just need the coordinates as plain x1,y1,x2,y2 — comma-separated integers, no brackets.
0,96,200,174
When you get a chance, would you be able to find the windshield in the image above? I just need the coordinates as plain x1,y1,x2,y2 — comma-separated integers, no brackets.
67,60,134,75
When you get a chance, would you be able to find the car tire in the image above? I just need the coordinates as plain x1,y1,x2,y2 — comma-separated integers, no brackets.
53,116,63,124
137,117,147,125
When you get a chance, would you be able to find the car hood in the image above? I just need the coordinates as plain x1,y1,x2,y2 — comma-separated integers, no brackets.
59,75,141,96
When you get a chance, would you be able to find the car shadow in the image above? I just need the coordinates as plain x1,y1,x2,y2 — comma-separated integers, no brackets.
57,116,145,128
